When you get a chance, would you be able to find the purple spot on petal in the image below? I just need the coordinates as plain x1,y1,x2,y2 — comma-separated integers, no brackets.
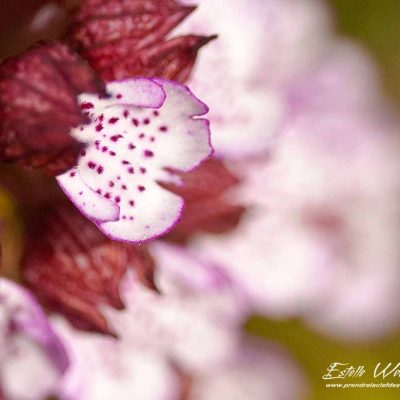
110,134,123,142
128,143,136,150
144,150,154,158
109,151,116,156
159,126,168,133
153,111,159,117
97,166,104,174
140,167,147,174
138,186,146,192
109,117,119,124
115,196,121,203
132,118,139,127
80,102,94,110
116,94,122,99
88,161,96,169
143,118,150,125
128,167,135,174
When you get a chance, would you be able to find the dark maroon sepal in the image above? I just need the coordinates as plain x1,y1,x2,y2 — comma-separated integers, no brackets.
163,159,246,241
93,34,217,82
0,42,105,175
67,0,216,82
22,202,158,336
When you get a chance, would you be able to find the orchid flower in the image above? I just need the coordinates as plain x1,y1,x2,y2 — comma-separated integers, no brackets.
0,0,216,244
2,1,400,400
0,46,213,243
0,0,240,335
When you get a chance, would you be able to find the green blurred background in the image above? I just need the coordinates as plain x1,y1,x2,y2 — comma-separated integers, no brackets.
332,0,400,104
251,1,400,399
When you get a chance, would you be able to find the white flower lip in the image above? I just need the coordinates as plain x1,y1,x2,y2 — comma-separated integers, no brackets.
57,78,212,243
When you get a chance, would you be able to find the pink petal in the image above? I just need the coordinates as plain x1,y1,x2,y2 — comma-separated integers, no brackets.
104,268,239,373
0,279,69,400
173,0,332,158
189,339,308,400
57,78,212,242
54,319,180,400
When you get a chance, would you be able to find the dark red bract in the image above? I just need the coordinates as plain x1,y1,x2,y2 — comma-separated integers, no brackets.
163,159,246,241
22,202,157,335
0,42,105,175
67,0,216,82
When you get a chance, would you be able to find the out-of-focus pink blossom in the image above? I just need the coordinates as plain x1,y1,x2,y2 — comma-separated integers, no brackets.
287,41,386,119
187,339,308,400
54,318,180,400
53,241,243,380
174,0,333,158
0,278,69,400
45,242,237,399
188,36,400,339
50,242,307,400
